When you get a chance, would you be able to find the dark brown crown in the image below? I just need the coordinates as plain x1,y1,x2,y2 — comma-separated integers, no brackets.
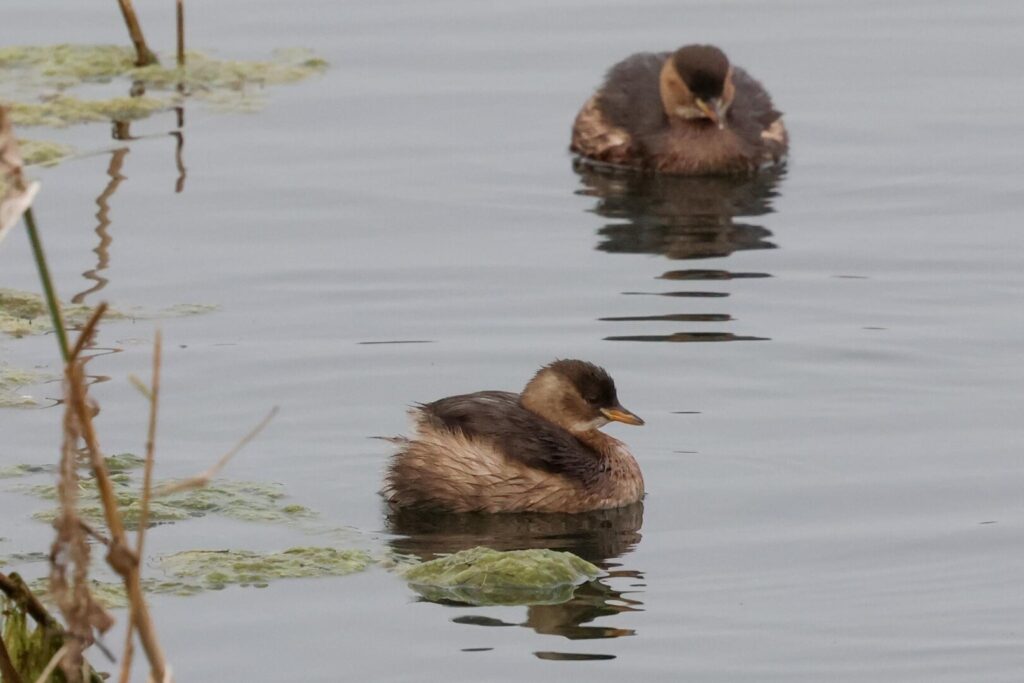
671,44,730,100
544,359,619,408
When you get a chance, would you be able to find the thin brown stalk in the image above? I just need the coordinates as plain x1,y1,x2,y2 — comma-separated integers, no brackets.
176,0,186,68
115,0,158,66
77,520,111,547
155,406,279,497
63,311,168,682
68,302,108,363
119,330,162,682
116,634,135,683
135,330,162,551
51,358,106,680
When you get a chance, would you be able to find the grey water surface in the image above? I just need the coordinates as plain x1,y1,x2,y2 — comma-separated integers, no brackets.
3,0,1024,681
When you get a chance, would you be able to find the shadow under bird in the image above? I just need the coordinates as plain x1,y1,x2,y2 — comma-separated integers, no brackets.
382,359,645,513
571,44,788,175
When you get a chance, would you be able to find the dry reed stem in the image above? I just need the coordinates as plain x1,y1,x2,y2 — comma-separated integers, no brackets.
64,306,169,682
135,330,162,558
68,303,107,364
77,520,111,548
116,635,134,683
176,0,185,68
118,330,162,683
115,0,158,66
51,346,112,680
154,406,279,497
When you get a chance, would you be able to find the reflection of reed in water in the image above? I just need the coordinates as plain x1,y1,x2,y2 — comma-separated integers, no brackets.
386,504,644,647
72,148,127,304
72,91,188,304
574,163,785,342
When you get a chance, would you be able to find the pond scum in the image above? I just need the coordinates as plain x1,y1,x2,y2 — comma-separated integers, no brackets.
2,37,602,682
1,44,329,128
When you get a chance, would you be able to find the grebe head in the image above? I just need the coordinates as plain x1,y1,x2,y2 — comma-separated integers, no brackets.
658,44,735,129
521,359,644,434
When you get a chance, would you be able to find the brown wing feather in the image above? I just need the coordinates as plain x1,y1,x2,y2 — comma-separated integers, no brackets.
570,95,636,166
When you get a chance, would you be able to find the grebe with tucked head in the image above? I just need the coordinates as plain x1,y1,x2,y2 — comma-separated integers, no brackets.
571,44,788,175
382,359,645,513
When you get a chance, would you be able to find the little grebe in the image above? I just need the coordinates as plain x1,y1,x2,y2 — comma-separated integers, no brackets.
382,359,645,513
571,44,788,175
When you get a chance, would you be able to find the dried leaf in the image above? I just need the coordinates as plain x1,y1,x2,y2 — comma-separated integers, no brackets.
0,107,40,244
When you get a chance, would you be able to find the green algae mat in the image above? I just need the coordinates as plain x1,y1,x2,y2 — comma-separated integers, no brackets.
5,458,602,606
1,44,327,128
402,546,602,606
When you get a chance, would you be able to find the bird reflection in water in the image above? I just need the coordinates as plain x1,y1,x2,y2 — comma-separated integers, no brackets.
386,503,644,658
574,161,785,343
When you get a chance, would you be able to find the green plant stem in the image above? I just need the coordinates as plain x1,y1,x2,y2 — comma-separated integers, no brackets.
23,207,70,362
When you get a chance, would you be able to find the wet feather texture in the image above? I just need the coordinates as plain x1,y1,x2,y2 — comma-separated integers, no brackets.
382,360,644,513
571,46,788,175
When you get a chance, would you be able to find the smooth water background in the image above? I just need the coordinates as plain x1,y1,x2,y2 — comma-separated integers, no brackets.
3,1,1024,680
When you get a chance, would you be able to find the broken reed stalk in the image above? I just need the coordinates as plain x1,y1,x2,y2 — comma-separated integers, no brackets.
176,0,186,68
63,306,169,683
118,330,162,683
154,406,279,498
115,0,158,66
51,329,114,681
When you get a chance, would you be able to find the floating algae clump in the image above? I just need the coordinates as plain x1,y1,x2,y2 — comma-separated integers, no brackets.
402,547,602,606
26,577,204,610
1,44,328,128
0,288,118,337
27,475,315,530
103,452,146,472
160,547,373,589
0,44,136,85
0,44,326,90
131,49,329,91
0,463,54,478
0,288,211,338
155,480,316,524
9,95,171,128
17,138,75,166
19,548,370,606
0,366,50,408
